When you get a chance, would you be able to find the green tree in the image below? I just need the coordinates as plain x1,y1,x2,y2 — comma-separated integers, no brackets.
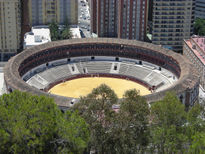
74,84,118,154
74,85,150,154
61,27,72,40
189,132,205,154
114,89,150,153
187,103,205,153
49,21,59,41
194,18,205,35
0,91,89,154
150,92,187,153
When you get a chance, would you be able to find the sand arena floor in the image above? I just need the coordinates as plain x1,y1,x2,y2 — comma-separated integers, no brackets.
49,77,151,98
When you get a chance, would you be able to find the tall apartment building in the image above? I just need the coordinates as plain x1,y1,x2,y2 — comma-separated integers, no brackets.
91,0,148,41
21,0,31,42
28,0,78,26
91,0,118,37
183,36,205,89
118,0,148,40
195,0,205,19
152,0,195,52
0,0,21,61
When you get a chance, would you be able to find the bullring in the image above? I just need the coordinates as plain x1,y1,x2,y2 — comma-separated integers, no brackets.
4,38,199,110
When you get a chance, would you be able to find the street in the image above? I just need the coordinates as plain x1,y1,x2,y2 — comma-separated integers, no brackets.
78,0,91,38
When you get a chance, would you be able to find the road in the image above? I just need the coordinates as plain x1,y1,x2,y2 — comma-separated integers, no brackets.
78,0,91,38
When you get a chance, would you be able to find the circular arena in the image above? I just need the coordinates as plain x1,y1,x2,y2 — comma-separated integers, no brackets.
4,38,199,110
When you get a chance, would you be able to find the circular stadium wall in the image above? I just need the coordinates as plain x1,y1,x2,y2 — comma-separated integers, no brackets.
4,38,199,110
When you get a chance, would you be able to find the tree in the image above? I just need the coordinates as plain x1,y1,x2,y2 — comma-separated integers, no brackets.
74,84,118,154
150,92,187,153
187,103,205,153
189,132,205,154
61,27,72,40
194,18,205,36
0,91,89,154
49,21,59,41
114,89,150,153
74,85,150,154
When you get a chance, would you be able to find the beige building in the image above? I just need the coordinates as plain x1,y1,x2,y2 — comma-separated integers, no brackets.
0,0,21,61
152,0,195,53
183,36,205,89
28,0,78,26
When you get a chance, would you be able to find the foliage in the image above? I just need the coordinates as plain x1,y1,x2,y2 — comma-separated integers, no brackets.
194,18,205,36
114,89,150,153
150,92,205,153
74,84,118,153
150,92,188,153
49,21,72,41
74,85,150,154
61,27,72,40
189,132,205,154
0,91,89,154
49,21,59,41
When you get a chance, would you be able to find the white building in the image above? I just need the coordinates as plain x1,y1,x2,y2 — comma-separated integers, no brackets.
23,26,51,49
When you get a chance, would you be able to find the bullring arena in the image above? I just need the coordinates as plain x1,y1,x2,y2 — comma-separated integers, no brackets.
4,38,200,110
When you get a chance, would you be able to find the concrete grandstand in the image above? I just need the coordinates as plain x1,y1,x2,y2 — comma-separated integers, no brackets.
4,38,200,110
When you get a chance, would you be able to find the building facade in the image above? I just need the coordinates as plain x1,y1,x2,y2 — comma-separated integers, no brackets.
28,0,78,26
91,0,118,37
183,36,205,89
152,0,195,52
118,0,148,40
91,0,148,41
0,0,21,61
195,0,205,19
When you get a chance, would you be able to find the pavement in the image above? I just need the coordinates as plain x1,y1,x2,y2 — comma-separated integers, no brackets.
78,0,91,38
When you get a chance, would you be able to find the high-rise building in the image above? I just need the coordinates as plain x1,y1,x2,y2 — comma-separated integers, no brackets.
21,0,31,42
152,0,195,52
28,0,78,26
91,0,148,41
195,0,205,19
118,0,148,40
91,0,118,37
0,0,21,61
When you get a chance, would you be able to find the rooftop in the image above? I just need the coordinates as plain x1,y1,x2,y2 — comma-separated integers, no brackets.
23,26,51,49
185,36,205,65
70,27,81,38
